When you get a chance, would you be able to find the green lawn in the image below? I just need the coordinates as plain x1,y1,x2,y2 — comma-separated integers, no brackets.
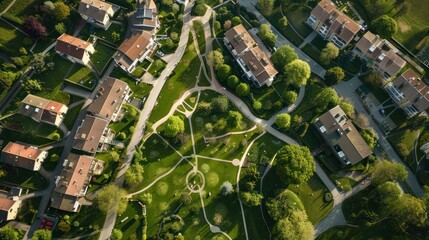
1,114,63,141
0,0,14,13
50,206,106,238
110,67,153,99
282,4,313,38
16,196,41,224
114,201,145,240
316,219,413,240
91,42,116,73
0,166,48,191
63,103,83,130
193,20,206,53
0,20,31,55
66,65,97,89
264,8,304,46
3,0,40,24
147,57,167,77
149,35,200,122
43,147,64,171
33,54,73,104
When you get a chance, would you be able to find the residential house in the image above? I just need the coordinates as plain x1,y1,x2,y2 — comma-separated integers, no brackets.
133,0,159,31
224,24,277,87
73,115,111,153
1,142,47,171
87,77,130,122
224,24,255,57
51,154,100,212
314,106,373,165
354,32,406,80
19,94,68,127
238,46,278,87
78,0,115,29
384,69,429,117
55,34,95,66
0,198,20,222
306,0,361,49
114,31,156,73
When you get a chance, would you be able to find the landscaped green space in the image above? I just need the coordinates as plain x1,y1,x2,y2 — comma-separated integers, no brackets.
0,166,48,191
110,68,153,99
66,65,97,89
148,35,200,122
32,53,72,104
281,4,313,38
0,0,13,13
16,196,41,224
63,103,83,130
43,147,64,171
3,0,40,24
193,20,206,53
91,42,116,73
50,206,106,238
147,58,167,77
0,20,31,55
114,201,145,240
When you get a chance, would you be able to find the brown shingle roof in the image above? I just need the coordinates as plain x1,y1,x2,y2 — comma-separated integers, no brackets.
78,0,113,22
240,47,278,84
311,0,336,21
54,154,94,196
315,106,372,165
87,77,129,121
392,69,429,112
118,31,153,61
1,142,45,171
0,198,16,219
55,34,93,60
73,115,108,153
224,24,255,55
355,32,406,77
19,94,67,125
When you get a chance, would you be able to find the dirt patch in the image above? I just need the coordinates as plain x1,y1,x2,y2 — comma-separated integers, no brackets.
397,20,411,33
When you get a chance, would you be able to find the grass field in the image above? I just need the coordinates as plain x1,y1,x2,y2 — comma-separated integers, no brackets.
66,65,97,89
1,114,63,141
0,20,31,55
3,0,40,24
148,35,200,122
0,166,48,191
91,42,116,73
63,103,83,130
110,68,153,99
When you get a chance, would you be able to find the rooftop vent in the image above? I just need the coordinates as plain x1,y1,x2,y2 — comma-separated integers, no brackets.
369,45,376,53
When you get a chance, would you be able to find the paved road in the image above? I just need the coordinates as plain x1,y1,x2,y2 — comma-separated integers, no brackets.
98,2,195,239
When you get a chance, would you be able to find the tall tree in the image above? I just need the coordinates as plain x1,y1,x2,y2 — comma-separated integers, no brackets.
24,17,47,38
235,82,250,97
240,192,264,207
283,91,297,106
259,24,277,48
0,71,16,88
207,50,224,69
388,194,427,228
320,43,339,65
211,96,229,113
216,64,231,82
0,226,20,240
324,66,345,85
95,184,127,215
220,181,234,195
124,162,144,186
371,160,408,185
284,60,311,86
163,115,185,137
258,0,275,16
314,87,339,112
32,229,52,240
111,229,123,240
54,2,70,21
272,210,314,240
270,46,298,73
266,190,303,221
371,15,398,39
275,113,291,129
275,145,315,184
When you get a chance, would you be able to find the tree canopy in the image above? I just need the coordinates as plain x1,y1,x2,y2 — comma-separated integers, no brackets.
207,50,224,69
275,145,315,184
314,87,339,112
95,184,127,215
284,60,311,86
388,194,428,228
371,15,398,39
283,90,297,106
24,17,47,38
0,226,20,240
259,24,277,48
320,43,339,65
371,160,408,185
220,181,234,195
111,229,123,240
240,192,264,207
227,75,240,89
54,2,70,21
275,113,291,129
272,209,314,240
216,64,231,82
266,190,303,221
124,162,144,186
258,0,275,16
164,115,185,137
211,96,229,113
270,46,298,73
324,66,345,85
32,229,52,240
235,82,250,97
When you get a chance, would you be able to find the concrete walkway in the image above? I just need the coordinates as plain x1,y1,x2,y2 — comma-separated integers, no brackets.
0,0,16,16
298,31,318,49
